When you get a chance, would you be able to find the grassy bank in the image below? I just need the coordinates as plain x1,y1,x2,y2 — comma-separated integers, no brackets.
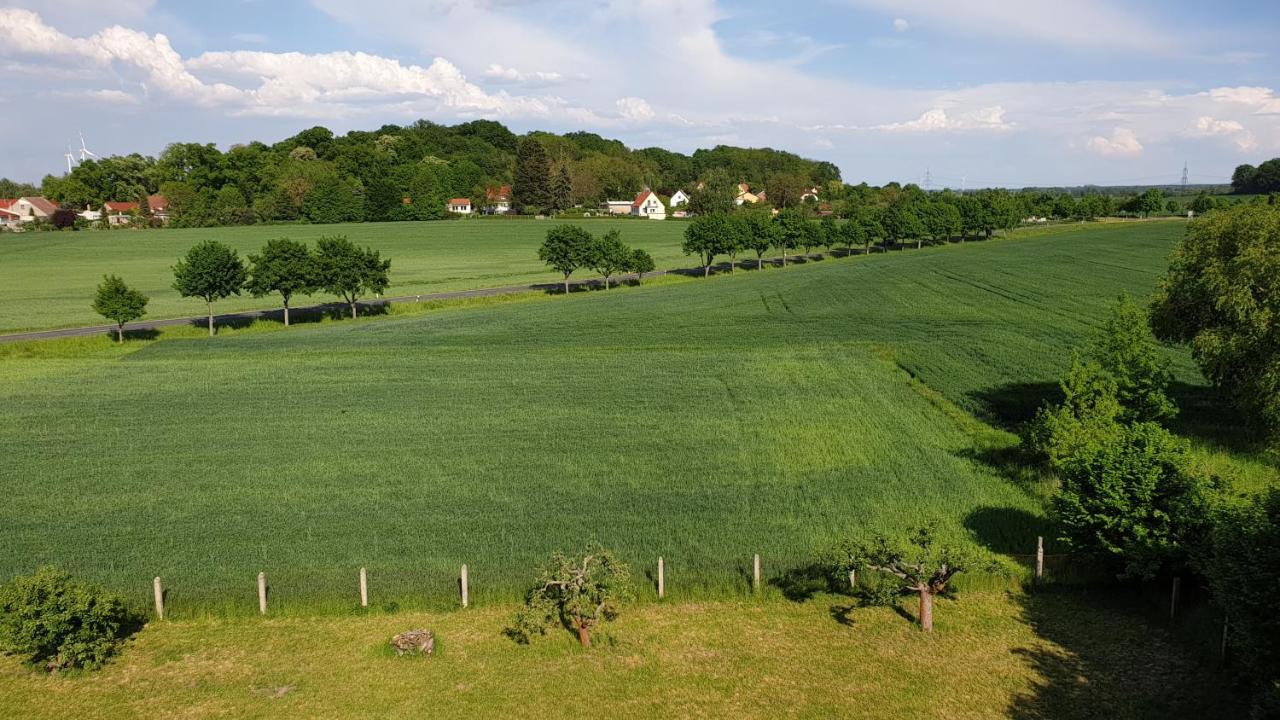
0,591,1237,719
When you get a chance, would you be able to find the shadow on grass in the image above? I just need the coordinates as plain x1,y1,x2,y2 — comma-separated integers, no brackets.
1006,588,1239,720
119,328,160,341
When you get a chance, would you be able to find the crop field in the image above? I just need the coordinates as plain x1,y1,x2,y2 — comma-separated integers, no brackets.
0,218,690,333
2,220,1262,613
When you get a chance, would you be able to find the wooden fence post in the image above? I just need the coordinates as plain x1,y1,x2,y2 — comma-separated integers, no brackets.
257,572,267,615
848,569,857,591
657,556,665,600
1221,615,1229,663
460,564,469,608
753,554,761,593
1170,576,1181,620
1035,536,1044,580
152,576,164,620
359,567,369,608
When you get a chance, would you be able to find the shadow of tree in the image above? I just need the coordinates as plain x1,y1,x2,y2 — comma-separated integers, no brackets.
1006,588,1238,719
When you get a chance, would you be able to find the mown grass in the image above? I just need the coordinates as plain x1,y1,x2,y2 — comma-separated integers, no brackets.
0,218,693,333
0,591,1238,719
1,220,1272,613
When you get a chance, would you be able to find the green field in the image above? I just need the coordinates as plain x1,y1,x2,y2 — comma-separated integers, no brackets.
0,218,691,333
5,220,1264,613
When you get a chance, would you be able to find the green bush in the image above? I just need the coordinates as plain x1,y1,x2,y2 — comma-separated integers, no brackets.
0,567,141,671
1024,354,1124,469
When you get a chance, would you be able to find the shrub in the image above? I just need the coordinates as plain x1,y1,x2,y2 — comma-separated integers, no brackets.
1024,354,1124,469
1053,422,1216,580
0,567,140,671
1088,295,1175,423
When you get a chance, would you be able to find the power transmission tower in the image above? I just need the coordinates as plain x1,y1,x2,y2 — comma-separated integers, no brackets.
924,168,933,191
1181,161,1188,190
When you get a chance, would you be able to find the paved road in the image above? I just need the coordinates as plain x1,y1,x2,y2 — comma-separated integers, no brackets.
0,251,848,344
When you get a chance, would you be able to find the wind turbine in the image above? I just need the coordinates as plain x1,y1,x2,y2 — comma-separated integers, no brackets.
64,146,76,174
78,132,99,162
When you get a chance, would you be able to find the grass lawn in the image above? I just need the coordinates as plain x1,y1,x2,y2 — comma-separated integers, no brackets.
0,218,691,333
4,220,1270,612
0,591,1237,719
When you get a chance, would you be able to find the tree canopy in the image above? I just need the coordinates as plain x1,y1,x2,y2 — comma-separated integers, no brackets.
171,240,247,336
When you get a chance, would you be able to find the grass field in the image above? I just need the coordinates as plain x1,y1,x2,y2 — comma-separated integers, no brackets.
0,218,692,333
0,592,1238,719
5,220,1268,613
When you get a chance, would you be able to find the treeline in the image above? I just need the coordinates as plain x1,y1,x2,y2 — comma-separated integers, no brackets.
26,120,836,226
1231,158,1280,194
93,237,391,338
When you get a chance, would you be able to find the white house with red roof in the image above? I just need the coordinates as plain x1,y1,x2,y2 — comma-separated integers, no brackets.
670,189,690,207
147,194,170,224
483,185,511,214
103,201,140,226
446,197,472,214
3,196,58,225
631,190,666,220
0,199,20,230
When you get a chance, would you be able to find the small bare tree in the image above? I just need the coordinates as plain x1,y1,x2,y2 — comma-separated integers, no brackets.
837,525,998,631
509,547,631,647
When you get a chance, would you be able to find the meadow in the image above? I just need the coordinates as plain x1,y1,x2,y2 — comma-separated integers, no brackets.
0,218,691,333
4,220,1264,614
0,592,1238,719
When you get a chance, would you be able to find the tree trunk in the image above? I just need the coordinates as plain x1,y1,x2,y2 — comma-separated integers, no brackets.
704,264,710,277
564,275,571,295
757,256,763,270
729,258,735,273
116,326,123,343
351,301,358,320
916,239,922,250
576,625,591,648
918,589,934,632
207,301,214,337
283,301,290,327
782,249,788,266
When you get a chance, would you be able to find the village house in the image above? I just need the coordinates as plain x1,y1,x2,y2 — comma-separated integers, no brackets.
147,194,170,224
103,201,140,226
447,198,473,214
669,189,690,207
4,196,58,224
735,183,760,206
631,190,666,220
605,200,633,215
483,185,511,214
0,199,20,230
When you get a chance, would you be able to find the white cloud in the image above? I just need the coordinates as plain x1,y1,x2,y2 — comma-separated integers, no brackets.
1087,127,1143,157
232,33,268,44
892,18,909,32
1208,86,1280,114
615,97,655,122
482,64,567,87
813,105,1011,133
1192,116,1256,151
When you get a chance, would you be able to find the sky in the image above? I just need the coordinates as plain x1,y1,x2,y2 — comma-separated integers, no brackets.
1,0,1278,188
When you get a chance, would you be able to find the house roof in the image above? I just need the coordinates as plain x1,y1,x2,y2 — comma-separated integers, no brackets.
0,207,19,219
147,194,169,212
0,198,16,210
737,183,750,193
485,185,511,202
448,198,471,205
633,190,657,207
104,201,140,212
22,197,57,215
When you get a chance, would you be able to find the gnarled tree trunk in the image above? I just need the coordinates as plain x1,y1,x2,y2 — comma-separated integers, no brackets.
918,588,934,632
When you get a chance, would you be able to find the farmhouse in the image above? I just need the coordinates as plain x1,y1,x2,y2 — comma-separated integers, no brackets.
484,185,512,214
103,201,140,226
670,189,690,207
447,198,473,215
735,184,760,206
605,200,633,215
631,190,666,220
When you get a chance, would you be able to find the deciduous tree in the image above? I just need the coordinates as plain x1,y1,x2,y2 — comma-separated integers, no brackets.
587,230,630,289
246,238,317,326
539,224,593,293
172,240,247,336
314,236,391,319
508,547,631,647
91,275,148,342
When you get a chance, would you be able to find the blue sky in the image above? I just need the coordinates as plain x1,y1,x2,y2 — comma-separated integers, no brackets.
1,0,1277,187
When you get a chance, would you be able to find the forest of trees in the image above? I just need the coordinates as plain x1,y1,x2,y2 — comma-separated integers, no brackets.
7,120,839,227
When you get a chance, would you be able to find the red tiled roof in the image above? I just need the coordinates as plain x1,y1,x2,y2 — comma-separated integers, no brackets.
147,194,169,212
0,208,19,218
0,198,16,210
448,198,471,205
485,185,511,202
632,190,655,208
104,201,140,212
22,197,57,215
